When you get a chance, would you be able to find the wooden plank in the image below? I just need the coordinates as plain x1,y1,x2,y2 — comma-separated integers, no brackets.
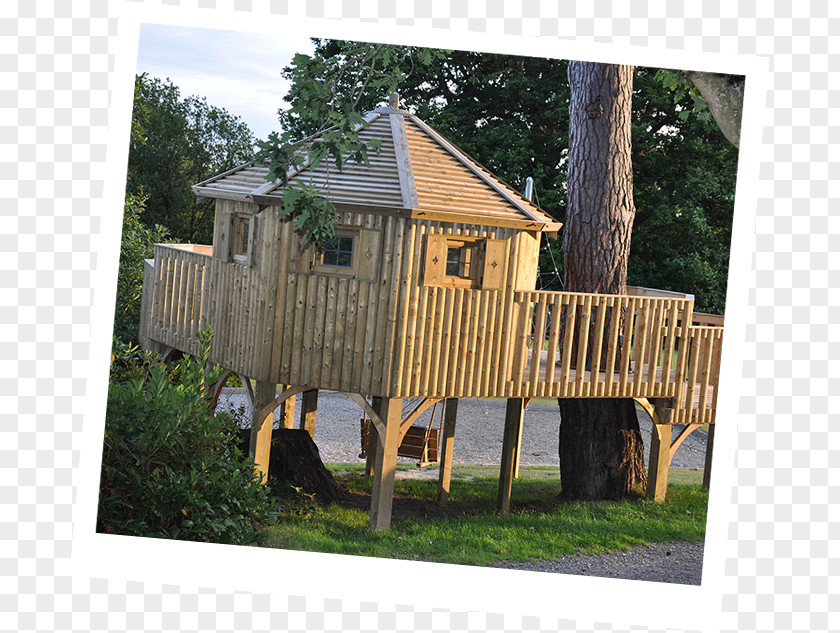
618,297,636,398
632,299,650,396
558,297,578,397
543,293,563,389
340,279,359,392
473,289,492,398
482,238,506,290
436,399,458,505
435,288,455,398
330,279,349,389
369,397,403,530
646,423,671,502
289,274,308,385
497,398,524,514
423,233,447,287
446,289,465,396
357,228,381,281
391,221,417,396
318,276,338,387
299,389,318,438
588,296,609,397
528,295,548,397
249,381,276,485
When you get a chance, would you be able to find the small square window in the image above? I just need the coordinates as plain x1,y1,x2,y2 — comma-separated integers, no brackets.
312,229,358,276
322,235,355,268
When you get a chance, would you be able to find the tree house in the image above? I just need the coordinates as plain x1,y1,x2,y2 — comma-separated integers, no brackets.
138,100,724,530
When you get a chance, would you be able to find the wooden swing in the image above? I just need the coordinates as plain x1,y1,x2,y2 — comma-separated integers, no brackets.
360,399,442,468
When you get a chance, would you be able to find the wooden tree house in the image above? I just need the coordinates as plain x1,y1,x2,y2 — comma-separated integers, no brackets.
138,99,724,530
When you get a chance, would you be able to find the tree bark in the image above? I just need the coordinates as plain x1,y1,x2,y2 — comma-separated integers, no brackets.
684,71,744,148
558,62,647,500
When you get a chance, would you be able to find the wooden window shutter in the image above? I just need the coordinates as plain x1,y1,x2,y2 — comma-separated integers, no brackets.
481,239,505,290
216,211,232,262
424,234,447,286
357,228,380,280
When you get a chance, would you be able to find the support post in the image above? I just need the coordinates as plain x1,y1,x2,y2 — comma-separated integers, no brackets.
436,398,459,506
497,398,524,514
249,381,276,485
299,389,318,438
364,397,381,478
646,423,672,501
369,397,402,530
512,411,525,478
280,385,296,430
702,424,715,489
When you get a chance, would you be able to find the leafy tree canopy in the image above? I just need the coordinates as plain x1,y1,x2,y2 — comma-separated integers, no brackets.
263,40,736,312
127,74,255,244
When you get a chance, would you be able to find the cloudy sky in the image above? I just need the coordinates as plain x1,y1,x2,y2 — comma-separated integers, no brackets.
136,23,316,142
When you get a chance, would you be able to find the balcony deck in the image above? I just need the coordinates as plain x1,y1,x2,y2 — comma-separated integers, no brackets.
139,243,723,424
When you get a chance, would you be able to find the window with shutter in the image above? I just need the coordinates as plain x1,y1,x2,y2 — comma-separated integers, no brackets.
424,234,506,290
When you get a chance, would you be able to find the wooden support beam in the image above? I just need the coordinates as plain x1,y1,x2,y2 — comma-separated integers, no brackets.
280,386,296,430
299,389,318,438
702,423,715,489
497,398,524,514
512,408,525,479
249,381,276,485
646,423,672,502
369,397,403,530
365,397,381,478
257,384,307,422
436,398,458,506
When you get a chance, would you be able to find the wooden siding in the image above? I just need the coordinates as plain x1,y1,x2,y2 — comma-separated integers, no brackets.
140,202,722,422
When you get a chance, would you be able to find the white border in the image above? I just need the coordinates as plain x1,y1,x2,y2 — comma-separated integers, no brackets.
75,2,768,631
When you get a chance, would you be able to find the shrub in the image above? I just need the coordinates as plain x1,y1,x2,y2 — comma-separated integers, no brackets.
98,329,276,545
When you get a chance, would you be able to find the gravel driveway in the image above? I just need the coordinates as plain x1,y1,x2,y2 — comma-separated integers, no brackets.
218,390,708,585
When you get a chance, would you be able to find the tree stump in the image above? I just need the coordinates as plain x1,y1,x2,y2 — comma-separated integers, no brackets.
237,428,346,503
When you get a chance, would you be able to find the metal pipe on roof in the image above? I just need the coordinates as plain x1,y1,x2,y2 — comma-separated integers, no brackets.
524,176,535,202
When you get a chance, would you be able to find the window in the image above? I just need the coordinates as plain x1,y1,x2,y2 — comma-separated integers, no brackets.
312,229,358,275
445,241,480,282
321,234,355,268
424,233,506,290
232,215,253,263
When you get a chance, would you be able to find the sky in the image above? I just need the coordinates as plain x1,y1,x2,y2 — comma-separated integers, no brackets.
136,23,316,142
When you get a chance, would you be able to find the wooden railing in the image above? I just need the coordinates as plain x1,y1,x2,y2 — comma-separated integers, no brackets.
506,290,697,400
671,325,723,425
139,244,212,355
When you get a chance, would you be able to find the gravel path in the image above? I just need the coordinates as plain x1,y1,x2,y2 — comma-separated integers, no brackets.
218,390,708,585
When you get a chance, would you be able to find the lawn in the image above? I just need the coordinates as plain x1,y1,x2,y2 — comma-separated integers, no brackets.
261,464,708,567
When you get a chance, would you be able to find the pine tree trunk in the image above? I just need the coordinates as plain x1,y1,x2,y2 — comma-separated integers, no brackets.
558,62,647,500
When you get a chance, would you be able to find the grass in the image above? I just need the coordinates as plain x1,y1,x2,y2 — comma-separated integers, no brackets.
262,464,708,567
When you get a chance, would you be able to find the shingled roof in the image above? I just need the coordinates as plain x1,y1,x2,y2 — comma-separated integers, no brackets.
193,105,561,235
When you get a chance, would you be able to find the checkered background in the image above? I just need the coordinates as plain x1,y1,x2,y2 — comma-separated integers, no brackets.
2,0,835,631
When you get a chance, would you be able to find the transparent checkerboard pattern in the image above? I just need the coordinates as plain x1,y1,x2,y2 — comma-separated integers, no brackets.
3,0,835,631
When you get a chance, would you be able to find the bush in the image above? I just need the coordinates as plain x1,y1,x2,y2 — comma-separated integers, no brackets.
98,329,276,545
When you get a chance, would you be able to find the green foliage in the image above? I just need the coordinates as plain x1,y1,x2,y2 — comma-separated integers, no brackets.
127,75,255,244
629,68,738,313
256,42,446,248
270,42,735,312
113,194,169,344
99,329,276,545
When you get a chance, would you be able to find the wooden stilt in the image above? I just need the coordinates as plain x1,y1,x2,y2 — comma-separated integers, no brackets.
647,422,672,501
436,398,459,506
364,397,381,477
497,398,524,514
369,397,402,530
702,423,715,489
249,381,276,485
300,389,318,438
280,385,296,430
512,409,525,478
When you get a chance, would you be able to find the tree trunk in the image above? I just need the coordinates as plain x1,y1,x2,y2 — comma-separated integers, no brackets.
558,62,647,500
237,428,346,503
684,71,744,148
